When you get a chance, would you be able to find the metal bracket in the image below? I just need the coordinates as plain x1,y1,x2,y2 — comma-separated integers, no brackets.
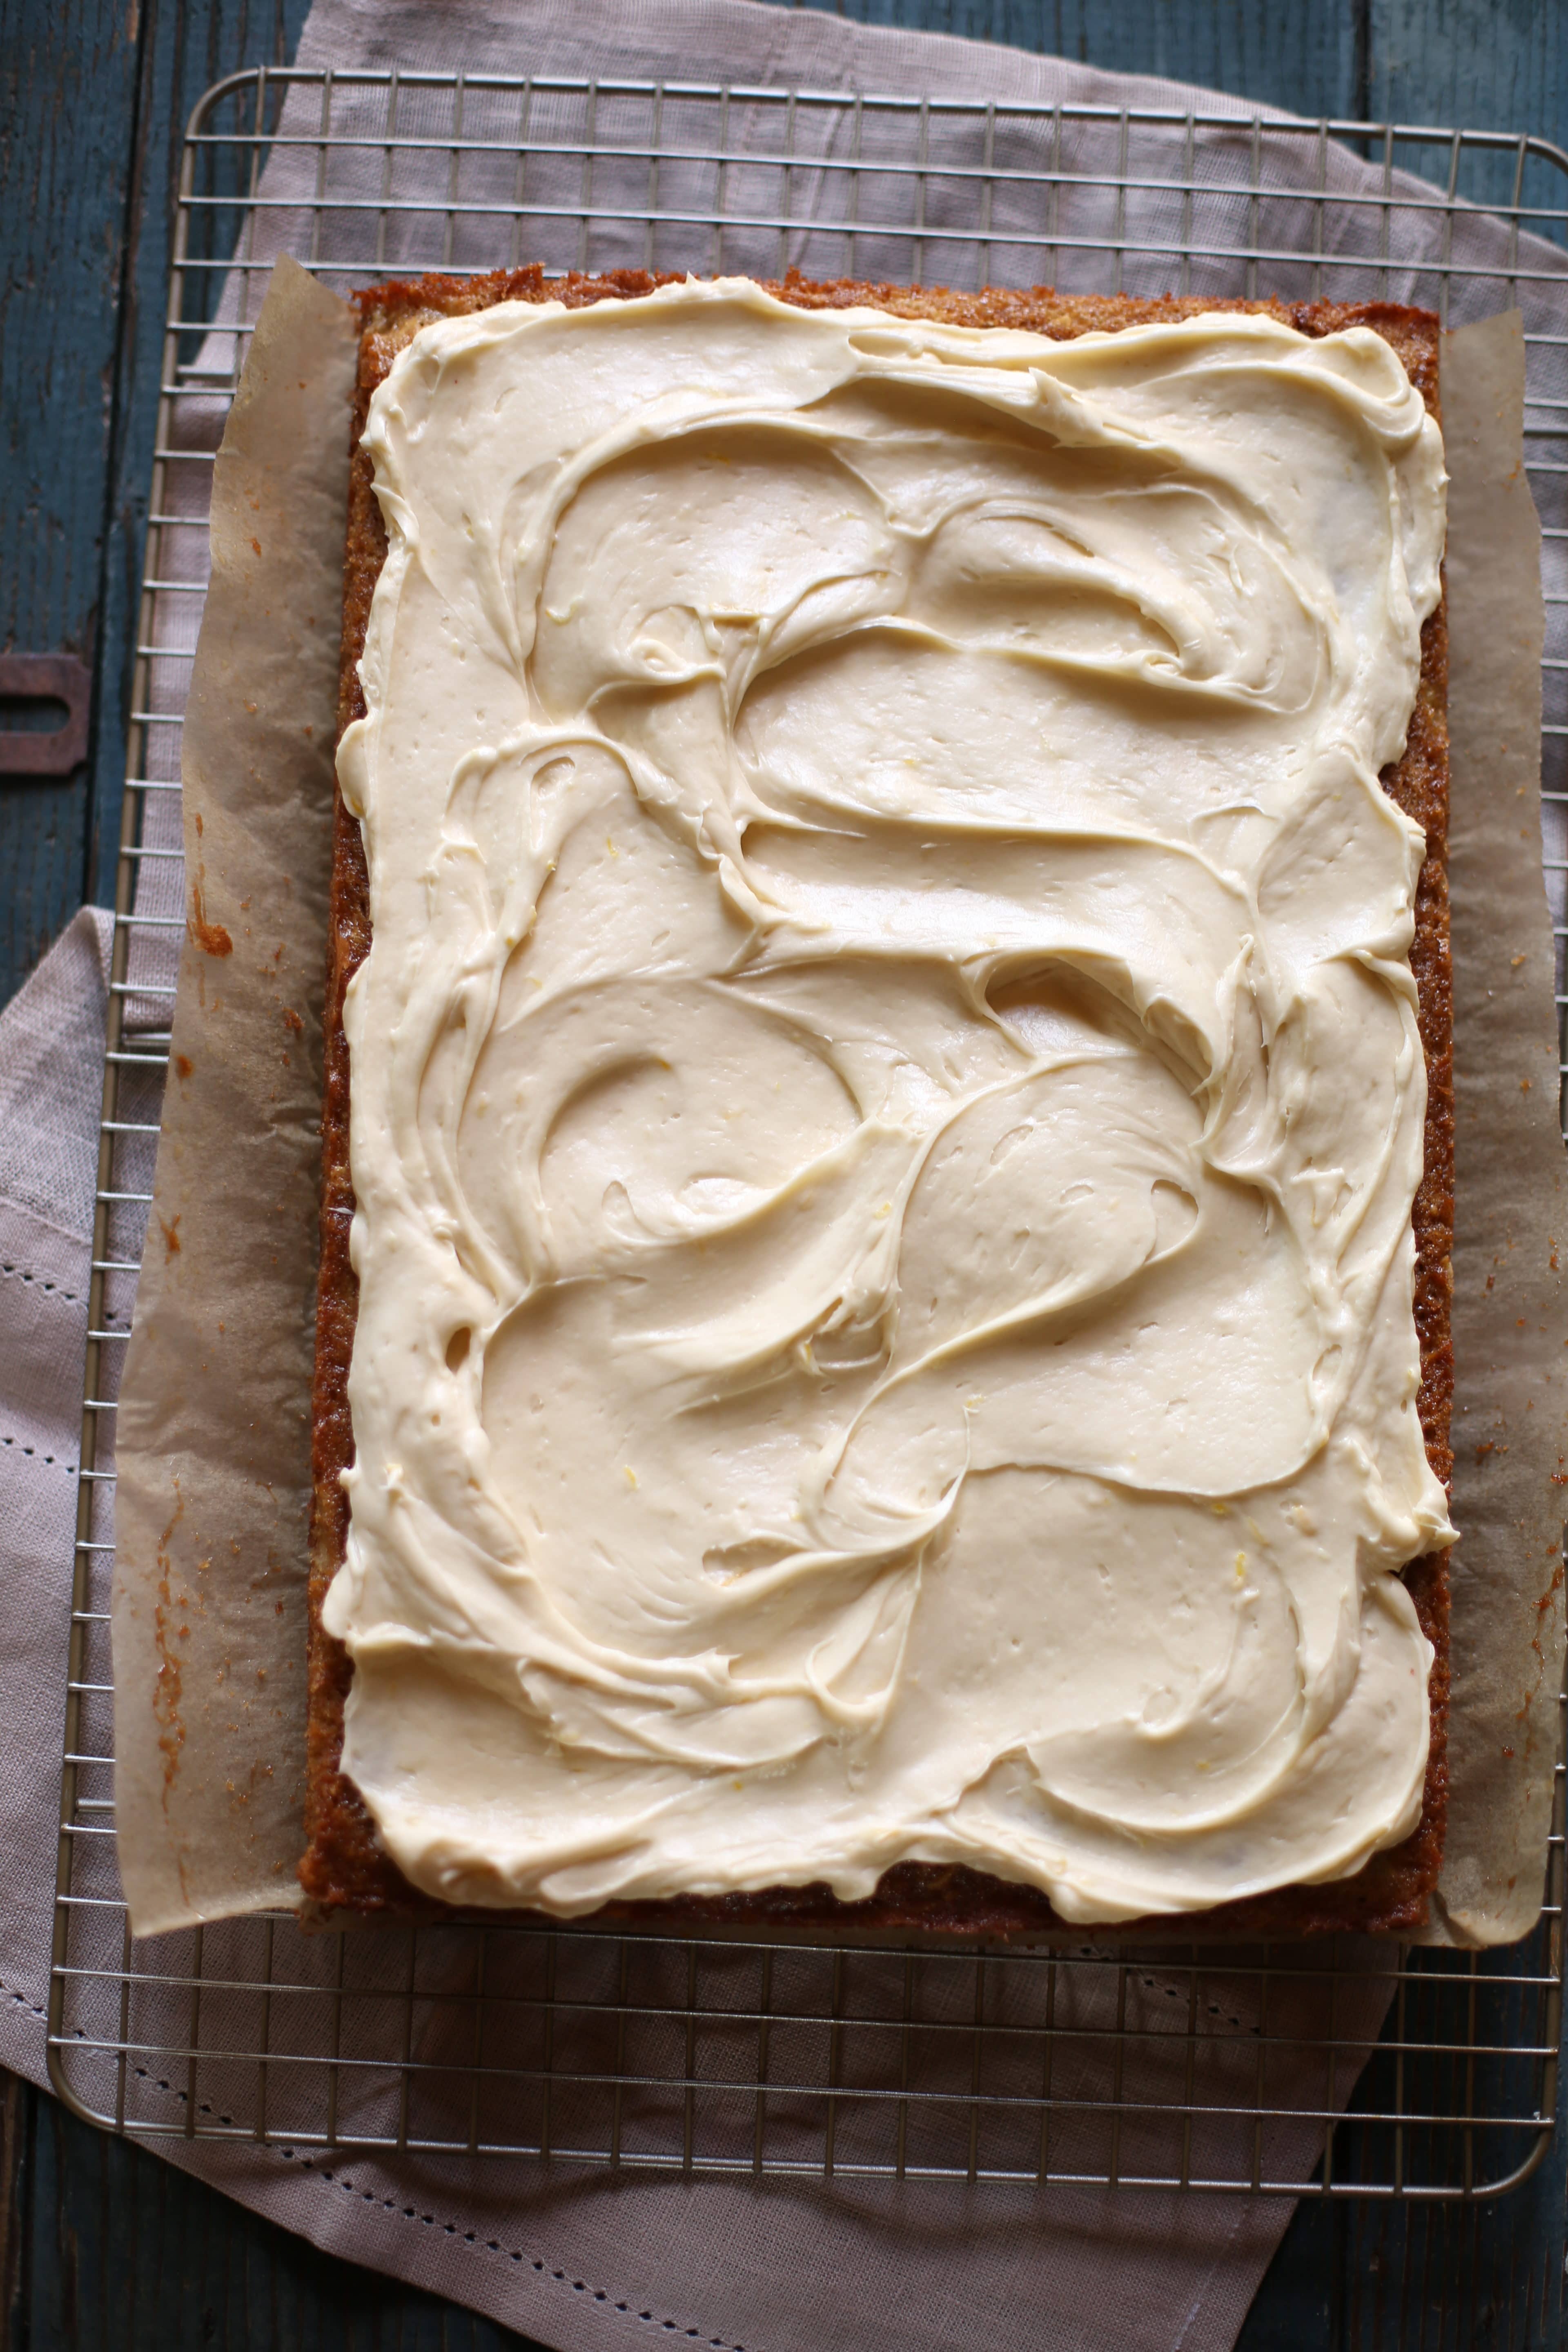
0,652,92,778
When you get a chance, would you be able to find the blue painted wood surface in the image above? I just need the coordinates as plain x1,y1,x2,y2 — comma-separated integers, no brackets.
4,0,1568,2344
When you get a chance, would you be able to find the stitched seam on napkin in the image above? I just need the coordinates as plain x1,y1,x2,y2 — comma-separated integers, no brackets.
0,1259,83,1306
0,1436,77,1474
300,2159,750,2350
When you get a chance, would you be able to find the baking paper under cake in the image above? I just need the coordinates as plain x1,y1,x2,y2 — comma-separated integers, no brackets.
328,281,1451,1922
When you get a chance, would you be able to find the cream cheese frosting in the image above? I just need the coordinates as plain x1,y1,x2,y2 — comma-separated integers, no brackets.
328,278,1453,1922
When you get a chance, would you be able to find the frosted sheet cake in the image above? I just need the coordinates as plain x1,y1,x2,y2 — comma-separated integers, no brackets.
303,273,1453,1935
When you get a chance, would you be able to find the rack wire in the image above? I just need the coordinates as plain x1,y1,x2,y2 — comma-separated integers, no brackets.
46,65,1568,2200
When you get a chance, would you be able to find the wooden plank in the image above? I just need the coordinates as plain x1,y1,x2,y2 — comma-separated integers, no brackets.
777,0,1362,120
784,0,1568,198
0,2069,26,2347
1024,0,1361,122
1369,0,1568,156
0,0,138,1005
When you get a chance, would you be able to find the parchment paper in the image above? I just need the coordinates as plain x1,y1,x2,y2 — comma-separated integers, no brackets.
112,257,355,1929
1432,313,1568,1946
113,267,1568,1946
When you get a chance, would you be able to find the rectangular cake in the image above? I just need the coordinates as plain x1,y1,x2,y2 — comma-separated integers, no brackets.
303,271,1453,1936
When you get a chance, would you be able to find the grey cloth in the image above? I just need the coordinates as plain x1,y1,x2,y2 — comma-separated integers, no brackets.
0,907,111,2056
3,2,1566,2347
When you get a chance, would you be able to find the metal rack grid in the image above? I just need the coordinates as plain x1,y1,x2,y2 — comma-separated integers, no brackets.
45,66,1568,2200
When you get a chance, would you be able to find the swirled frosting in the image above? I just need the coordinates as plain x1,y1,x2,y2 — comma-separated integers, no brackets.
328,279,1452,1922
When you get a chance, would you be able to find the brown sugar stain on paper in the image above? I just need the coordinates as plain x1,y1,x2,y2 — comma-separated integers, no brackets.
111,263,1567,1944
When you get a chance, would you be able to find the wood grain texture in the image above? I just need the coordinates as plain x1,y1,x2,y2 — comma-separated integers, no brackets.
0,2066,25,2351
0,0,134,1005
5,1,1568,2348
1369,0,1568,147
803,0,1365,119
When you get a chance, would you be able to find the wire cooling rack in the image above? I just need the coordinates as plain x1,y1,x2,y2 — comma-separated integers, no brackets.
46,67,1568,2200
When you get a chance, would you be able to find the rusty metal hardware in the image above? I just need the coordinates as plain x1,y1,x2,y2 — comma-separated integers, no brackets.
0,652,92,778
